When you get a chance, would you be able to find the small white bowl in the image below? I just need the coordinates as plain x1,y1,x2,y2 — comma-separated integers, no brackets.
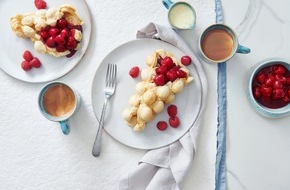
246,58,290,118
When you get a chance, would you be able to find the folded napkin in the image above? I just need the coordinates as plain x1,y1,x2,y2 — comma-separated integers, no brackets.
119,23,208,190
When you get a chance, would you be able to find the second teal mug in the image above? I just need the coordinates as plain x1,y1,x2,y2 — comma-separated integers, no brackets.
198,24,251,63
38,82,81,135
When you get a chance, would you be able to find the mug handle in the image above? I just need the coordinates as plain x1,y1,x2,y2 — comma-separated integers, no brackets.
237,44,251,54
162,0,174,9
59,120,70,135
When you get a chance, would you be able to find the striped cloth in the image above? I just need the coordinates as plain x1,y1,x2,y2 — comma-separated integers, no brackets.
215,0,227,190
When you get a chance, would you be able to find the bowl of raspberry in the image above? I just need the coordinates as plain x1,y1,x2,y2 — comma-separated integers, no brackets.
246,58,290,118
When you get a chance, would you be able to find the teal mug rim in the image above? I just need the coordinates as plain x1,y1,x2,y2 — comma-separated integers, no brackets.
198,24,250,63
38,81,79,122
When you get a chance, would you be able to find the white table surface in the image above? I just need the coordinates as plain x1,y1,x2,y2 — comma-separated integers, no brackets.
0,0,218,189
224,0,290,189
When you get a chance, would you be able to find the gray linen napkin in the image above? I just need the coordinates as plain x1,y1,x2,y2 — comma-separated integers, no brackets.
119,23,208,190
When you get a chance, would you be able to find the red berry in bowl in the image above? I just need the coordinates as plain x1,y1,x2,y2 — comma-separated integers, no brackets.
34,0,47,10
272,88,285,100
21,61,31,71
265,75,275,86
261,86,273,97
169,116,180,128
181,56,191,66
272,64,286,75
167,105,177,117
280,76,287,84
157,121,168,131
256,71,267,84
129,66,139,78
273,80,283,89
22,50,33,62
29,58,41,68
253,86,262,99
154,74,165,86
282,95,290,102
287,89,290,98
46,37,56,48
286,76,290,85
161,56,174,70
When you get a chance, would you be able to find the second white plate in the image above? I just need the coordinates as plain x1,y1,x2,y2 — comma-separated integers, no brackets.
0,0,91,83
92,39,202,150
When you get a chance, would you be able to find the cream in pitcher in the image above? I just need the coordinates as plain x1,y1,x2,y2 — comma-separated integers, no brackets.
163,0,196,30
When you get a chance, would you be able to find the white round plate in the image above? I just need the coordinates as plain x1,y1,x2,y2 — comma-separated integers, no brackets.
0,0,91,83
92,39,202,150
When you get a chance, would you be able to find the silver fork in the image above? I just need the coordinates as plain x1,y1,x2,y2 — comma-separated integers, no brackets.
92,63,117,157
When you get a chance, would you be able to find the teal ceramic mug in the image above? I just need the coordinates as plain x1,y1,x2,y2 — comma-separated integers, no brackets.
198,24,251,63
38,82,81,135
162,0,196,30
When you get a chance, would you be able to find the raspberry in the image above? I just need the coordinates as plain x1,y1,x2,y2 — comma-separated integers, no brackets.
34,0,47,10
22,50,33,62
181,56,192,66
176,69,187,78
21,61,32,71
129,66,140,78
167,104,177,117
169,116,180,128
29,58,41,68
166,70,178,82
153,74,165,86
161,56,174,70
157,121,168,131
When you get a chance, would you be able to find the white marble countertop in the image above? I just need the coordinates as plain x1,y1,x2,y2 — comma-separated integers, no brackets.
0,0,217,189
224,0,290,189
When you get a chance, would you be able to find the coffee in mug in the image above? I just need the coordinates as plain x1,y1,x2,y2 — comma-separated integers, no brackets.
43,84,76,117
38,82,81,135
198,24,250,63
201,29,234,61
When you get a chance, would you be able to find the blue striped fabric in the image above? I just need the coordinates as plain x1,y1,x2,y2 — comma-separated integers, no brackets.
215,0,227,190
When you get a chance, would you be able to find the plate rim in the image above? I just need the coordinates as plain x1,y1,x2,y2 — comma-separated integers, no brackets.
91,38,203,150
0,0,92,83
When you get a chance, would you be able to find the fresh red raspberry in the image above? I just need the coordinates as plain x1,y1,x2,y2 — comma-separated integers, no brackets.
29,58,41,68
169,116,180,128
153,74,165,86
22,50,33,62
21,61,32,71
181,56,192,66
167,104,177,117
161,56,174,70
176,69,187,78
34,0,47,10
166,70,178,82
157,121,168,131
129,66,140,78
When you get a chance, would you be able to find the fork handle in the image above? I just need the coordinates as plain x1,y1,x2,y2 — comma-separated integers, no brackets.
92,98,108,157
